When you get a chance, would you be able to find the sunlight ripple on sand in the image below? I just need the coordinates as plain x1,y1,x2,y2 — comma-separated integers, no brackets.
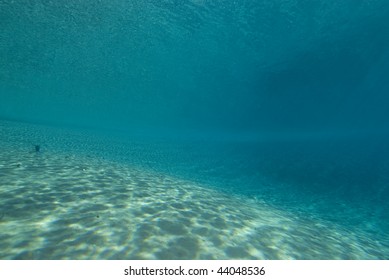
0,120,388,259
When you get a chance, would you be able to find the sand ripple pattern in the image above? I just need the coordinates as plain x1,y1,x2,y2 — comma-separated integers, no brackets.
0,121,388,259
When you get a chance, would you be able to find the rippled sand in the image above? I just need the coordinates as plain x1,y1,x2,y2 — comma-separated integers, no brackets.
0,120,388,259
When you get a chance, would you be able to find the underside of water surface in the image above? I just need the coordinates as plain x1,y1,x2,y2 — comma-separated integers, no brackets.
1,0,389,259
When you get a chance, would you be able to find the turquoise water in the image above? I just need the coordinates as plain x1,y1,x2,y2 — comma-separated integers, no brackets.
1,1,389,259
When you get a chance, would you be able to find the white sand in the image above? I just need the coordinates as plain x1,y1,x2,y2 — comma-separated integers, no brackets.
0,120,388,259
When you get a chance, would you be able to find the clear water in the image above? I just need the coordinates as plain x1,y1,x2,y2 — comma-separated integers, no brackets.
1,0,389,259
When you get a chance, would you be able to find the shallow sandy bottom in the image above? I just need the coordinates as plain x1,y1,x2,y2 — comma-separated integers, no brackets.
0,120,388,259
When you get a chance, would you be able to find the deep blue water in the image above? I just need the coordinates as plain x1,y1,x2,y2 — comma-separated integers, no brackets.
1,0,389,259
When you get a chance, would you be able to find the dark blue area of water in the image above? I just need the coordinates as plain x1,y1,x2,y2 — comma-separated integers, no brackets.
1,1,389,132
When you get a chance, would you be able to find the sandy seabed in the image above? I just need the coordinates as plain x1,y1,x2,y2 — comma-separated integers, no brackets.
0,120,388,259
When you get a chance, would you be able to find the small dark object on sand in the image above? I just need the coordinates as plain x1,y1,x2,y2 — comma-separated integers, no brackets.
35,145,40,153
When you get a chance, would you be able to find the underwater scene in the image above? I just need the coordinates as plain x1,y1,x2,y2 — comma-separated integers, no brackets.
1,0,389,259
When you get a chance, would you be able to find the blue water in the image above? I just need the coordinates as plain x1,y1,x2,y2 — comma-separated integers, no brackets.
1,1,389,259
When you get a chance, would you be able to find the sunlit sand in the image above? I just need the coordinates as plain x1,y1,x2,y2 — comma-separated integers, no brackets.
0,120,388,259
